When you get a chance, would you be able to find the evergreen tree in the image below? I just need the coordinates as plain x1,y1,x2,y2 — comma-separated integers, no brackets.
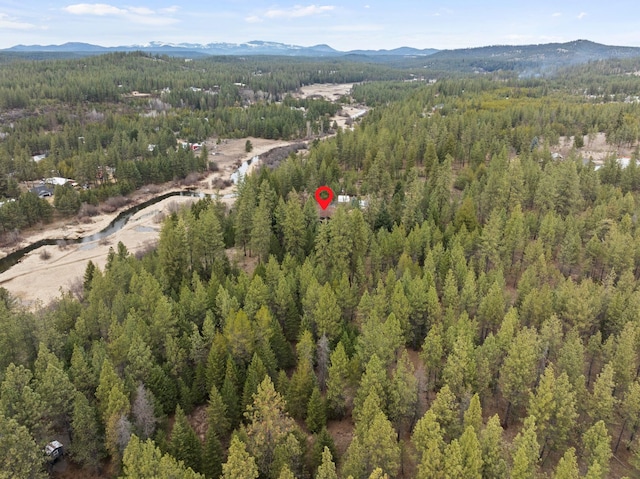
0,413,46,479
207,384,230,439
479,415,507,479
459,426,483,479
122,435,204,479
202,427,223,479
510,416,539,479
353,354,388,422
242,353,268,413
245,376,297,475
588,363,617,424
582,420,612,479
69,392,105,472
389,349,418,434
553,447,579,479
499,327,540,426
326,342,351,418
222,436,259,479
315,446,338,479
306,386,327,434
463,393,483,434
170,405,203,473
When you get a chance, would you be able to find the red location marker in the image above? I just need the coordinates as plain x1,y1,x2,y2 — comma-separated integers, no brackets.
314,186,334,210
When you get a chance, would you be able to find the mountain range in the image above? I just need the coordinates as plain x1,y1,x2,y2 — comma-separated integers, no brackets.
3,40,640,72
2,40,439,57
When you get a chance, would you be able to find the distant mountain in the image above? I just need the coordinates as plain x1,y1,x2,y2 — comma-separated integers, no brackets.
424,39,640,72
3,40,430,58
7,42,110,53
3,40,640,71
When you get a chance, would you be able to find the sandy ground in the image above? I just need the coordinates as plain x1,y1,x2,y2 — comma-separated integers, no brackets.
0,137,291,307
0,83,364,307
554,132,636,163
294,83,367,129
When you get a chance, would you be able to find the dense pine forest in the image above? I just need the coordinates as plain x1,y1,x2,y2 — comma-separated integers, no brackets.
3,52,640,478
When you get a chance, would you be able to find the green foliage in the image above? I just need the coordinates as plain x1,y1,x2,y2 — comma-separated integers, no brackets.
306,386,327,434
170,405,203,474
0,413,46,479
222,436,259,479
122,435,204,479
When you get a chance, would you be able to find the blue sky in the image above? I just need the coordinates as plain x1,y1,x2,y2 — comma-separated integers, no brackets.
1,1,640,51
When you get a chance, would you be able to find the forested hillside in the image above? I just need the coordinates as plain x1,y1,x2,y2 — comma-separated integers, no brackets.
3,56,640,478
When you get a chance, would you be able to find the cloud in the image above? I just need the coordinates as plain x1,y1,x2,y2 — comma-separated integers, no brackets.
0,13,36,29
64,3,179,26
247,4,335,22
128,7,154,16
552,12,562,17
577,12,587,19
64,3,126,15
329,23,384,32
160,6,179,14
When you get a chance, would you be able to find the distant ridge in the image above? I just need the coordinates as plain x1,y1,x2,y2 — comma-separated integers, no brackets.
430,39,640,61
3,40,640,71
3,40,438,58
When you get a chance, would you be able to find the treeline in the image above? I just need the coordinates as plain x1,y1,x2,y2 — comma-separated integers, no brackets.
3,74,640,479
0,52,410,107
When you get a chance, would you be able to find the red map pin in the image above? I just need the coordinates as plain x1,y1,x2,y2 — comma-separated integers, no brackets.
314,186,334,210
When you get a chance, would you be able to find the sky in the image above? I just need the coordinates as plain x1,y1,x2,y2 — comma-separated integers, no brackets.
1,1,640,51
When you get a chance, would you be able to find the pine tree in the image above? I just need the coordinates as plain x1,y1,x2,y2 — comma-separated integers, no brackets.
0,413,47,479
511,416,539,479
287,360,316,420
122,435,204,479
222,436,259,479
499,327,540,426
242,353,268,413
202,427,223,479
315,446,338,479
245,376,297,475
412,409,444,464
389,349,418,434
207,384,230,439
314,283,343,341
69,391,105,472
582,420,612,479
353,354,388,422
170,405,203,473
326,341,351,418
206,332,229,392
310,427,337,475
282,191,306,260
250,199,273,264
459,426,483,479
429,384,460,441
588,363,617,424
306,386,327,434
479,415,507,479
463,393,483,434
221,357,241,430
442,439,464,479
553,447,579,479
